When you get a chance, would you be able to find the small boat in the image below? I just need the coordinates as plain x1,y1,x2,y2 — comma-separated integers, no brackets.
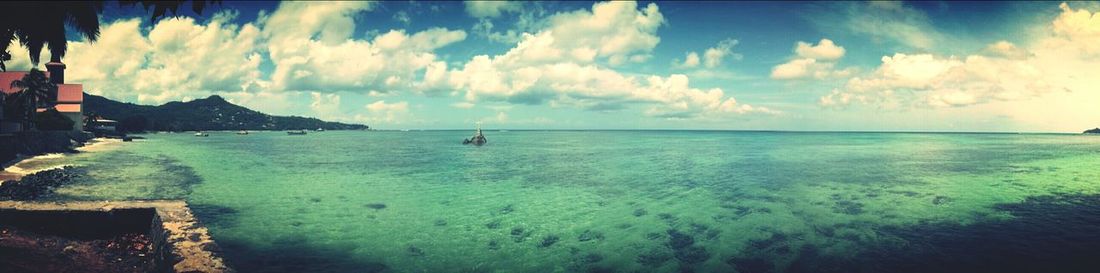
316,128,325,132
287,130,308,135
462,123,487,145
237,130,249,135
195,131,209,137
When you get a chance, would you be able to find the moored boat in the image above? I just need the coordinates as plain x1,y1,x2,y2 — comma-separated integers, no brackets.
287,130,308,135
462,123,487,145
195,131,209,137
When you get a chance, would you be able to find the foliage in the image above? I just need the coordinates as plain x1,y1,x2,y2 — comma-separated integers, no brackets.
32,108,74,131
0,1,219,71
0,2,103,69
118,115,149,133
7,69,55,129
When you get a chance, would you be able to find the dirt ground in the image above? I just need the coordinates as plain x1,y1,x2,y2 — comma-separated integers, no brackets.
0,225,157,273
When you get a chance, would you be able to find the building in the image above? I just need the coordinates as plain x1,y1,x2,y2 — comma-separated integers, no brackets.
0,62,83,132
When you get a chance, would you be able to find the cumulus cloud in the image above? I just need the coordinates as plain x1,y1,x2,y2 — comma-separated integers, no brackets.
794,39,845,60
464,1,522,18
982,41,1030,59
675,38,740,68
263,2,466,94
60,13,263,104
821,3,1100,110
771,39,853,80
445,2,770,118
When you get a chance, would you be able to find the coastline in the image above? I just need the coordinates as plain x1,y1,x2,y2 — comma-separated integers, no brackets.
0,138,123,183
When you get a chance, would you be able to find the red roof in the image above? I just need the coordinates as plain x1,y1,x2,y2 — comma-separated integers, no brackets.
55,104,81,113
58,84,82,103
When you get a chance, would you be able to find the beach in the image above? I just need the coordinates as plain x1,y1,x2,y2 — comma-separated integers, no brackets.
0,138,122,183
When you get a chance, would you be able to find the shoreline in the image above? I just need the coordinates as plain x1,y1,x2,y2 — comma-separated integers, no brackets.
0,138,123,183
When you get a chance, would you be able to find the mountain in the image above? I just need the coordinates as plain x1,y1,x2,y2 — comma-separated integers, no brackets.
1085,128,1100,134
83,93,368,132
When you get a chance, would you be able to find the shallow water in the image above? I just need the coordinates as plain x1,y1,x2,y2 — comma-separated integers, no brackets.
33,131,1100,272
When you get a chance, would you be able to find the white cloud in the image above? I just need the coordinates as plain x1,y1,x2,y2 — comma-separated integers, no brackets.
309,92,342,119
703,38,741,68
675,52,701,68
675,38,741,69
821,2,1099,115
393,11,411,25
982,41,1030,59
364,100,410,124
464,1,522,18
62,14,263,104
451,102,476,109
795,39,845,60
811,1,943,50
446,1,768,118
262,2,466,94
771,39,853,80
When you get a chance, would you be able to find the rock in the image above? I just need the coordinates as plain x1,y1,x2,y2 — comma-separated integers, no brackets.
538,235,560,248
932,196,952,205
487,240,501,250
633,208,647,217
511,227,530,242
433,219,447,226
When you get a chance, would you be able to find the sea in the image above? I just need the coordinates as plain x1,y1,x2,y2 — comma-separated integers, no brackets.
20,130,1100,273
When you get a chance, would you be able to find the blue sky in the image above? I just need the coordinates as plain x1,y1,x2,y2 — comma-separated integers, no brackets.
7,1,1100,132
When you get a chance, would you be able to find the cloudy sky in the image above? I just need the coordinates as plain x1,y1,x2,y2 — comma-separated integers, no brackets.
6,1,1100,132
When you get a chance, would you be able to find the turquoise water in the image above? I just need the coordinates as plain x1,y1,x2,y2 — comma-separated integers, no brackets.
29,131,1100,272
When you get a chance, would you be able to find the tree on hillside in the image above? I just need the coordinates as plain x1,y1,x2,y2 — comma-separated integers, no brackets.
8,69,56,129
0,1,219,71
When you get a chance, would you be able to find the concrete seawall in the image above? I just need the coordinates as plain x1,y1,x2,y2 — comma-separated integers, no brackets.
0,200,232,273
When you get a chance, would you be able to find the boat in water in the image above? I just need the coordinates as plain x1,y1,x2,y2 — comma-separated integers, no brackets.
316,128,325,132
287,130,308,135
237,130,249,135
194,131,209,137
462,123,487,145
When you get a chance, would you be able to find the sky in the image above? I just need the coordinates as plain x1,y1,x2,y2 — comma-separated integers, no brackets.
5,1,1100,132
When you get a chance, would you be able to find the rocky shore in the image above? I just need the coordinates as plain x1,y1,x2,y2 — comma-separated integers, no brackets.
0,166,86,201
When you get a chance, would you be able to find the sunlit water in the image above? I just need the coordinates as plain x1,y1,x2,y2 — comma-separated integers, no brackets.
25,131,1100,272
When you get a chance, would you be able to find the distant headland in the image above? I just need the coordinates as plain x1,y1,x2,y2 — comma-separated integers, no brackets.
84,93,367,132
1085,128,1100,134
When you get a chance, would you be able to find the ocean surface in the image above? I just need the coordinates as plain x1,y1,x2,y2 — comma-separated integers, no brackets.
24,131,1100,273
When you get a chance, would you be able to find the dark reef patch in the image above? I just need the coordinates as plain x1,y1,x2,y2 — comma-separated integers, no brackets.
538,235,560,248
666,229,694,249
218,235,388,273
637,247,673,267
577,230,604,242
485,219,502,229
364,203,387,210
723,194,1100,273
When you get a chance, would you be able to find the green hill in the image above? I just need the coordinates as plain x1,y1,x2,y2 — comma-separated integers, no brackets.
83,93,367,132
